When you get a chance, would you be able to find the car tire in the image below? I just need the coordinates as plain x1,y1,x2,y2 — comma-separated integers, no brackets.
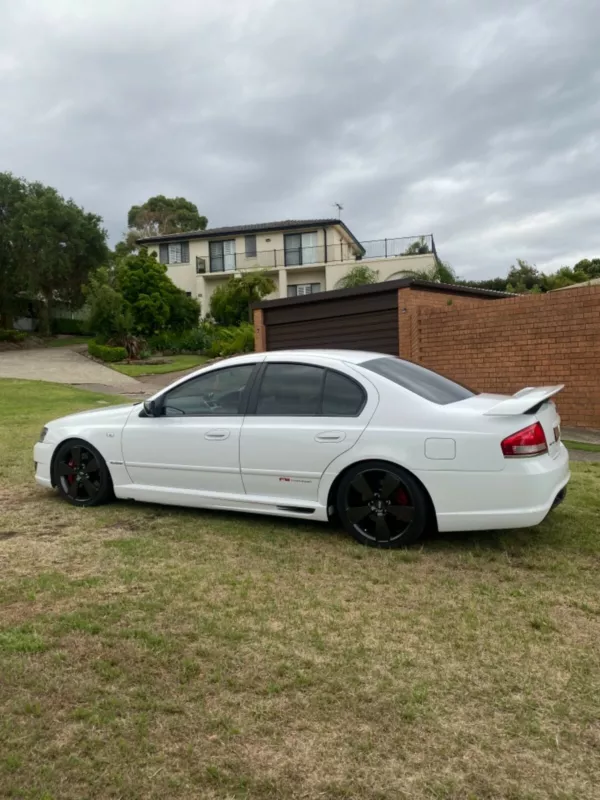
52,439,114,507
336,461,429,548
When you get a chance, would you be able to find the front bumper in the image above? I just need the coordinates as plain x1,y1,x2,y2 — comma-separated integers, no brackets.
34,441,54,489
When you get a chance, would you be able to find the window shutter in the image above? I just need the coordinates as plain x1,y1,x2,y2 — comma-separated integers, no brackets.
180,241,190,263
159,244,169,264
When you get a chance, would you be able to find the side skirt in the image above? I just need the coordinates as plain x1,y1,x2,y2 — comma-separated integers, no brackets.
113,484,330,522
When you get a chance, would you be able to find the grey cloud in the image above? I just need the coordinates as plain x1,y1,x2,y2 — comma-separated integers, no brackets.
1,0,600,277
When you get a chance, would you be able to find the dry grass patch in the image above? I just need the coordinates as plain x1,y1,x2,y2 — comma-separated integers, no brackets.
1,379,600,799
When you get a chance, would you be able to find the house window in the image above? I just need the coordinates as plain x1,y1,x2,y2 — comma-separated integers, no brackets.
284,232,319,266
209,240,236,272
159,241,190,264
287,283,321,297
245,235,257,258
169,243,183,263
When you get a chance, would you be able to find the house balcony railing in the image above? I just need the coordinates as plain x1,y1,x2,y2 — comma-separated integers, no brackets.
201,234,435,274
360,234,434,260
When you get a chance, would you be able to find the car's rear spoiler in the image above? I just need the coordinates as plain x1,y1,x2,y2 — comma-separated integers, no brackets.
483,385,564,416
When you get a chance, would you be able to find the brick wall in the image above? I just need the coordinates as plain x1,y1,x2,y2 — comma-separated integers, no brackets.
403,285,600,429
397,286,495,357
253,308,266,353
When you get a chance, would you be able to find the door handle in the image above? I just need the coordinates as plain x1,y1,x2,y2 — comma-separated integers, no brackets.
204,430,230,441
315,431,346,443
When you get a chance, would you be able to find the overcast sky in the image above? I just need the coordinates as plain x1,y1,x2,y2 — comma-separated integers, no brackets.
1,0,599,278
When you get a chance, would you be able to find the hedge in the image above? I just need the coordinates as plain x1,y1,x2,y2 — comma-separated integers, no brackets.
0,329,27,343
88,340,127,363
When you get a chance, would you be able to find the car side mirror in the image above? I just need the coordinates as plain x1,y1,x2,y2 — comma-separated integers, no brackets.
143,399,160,417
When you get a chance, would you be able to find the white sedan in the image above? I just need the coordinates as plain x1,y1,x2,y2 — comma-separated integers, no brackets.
34,350,570,548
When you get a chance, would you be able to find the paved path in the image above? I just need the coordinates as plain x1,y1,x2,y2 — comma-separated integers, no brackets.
0,347,142,391
562,426,600,445
569,449,600,463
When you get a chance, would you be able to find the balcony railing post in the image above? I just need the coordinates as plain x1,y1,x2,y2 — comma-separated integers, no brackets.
384,238,388,258
274,249,277,268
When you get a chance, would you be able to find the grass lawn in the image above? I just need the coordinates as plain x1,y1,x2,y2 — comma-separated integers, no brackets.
111,354,210,377
1,379,599,800
563,439,600,453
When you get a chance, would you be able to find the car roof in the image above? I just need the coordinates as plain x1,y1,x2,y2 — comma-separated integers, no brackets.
261,349,385,364
218,349,388,367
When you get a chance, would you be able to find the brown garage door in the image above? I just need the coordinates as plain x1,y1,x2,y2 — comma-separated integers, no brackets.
264,291,399,355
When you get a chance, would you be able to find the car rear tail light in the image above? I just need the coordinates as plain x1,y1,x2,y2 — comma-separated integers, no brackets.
501,422,548,458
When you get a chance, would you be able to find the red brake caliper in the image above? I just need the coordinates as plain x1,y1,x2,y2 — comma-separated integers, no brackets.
396,488,409,505
66,459,76,485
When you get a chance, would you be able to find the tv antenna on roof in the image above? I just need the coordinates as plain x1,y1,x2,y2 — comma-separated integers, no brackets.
332,202,344,219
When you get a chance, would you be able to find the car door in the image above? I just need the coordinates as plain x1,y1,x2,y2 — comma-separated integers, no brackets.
121,363,258,496
239,358,378,502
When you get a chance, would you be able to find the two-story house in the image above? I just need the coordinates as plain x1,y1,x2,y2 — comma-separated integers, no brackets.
137,218,437,308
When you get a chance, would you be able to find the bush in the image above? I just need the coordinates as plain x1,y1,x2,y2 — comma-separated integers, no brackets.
336,265,379,288
51,317,89,335
147,322,254,358
166,291,201,332
206,323,254,358
148,325,212,355
0,329,27,343
88,340,127,363
209,271,275,326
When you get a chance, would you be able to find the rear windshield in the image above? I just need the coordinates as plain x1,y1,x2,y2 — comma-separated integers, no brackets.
361,357,475,405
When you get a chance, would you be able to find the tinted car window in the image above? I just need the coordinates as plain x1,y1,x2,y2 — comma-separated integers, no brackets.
256,364,324,415
163,364,254,416
322,370,365,416
362,357,474,405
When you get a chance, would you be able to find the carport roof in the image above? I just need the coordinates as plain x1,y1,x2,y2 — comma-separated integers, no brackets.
253,277,513,309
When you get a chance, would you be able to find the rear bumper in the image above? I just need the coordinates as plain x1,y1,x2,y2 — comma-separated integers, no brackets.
551,486,567,509
419,444,570,532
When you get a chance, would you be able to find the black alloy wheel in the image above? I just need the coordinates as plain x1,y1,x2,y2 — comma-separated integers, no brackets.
53,440,113,507
337,462,428,548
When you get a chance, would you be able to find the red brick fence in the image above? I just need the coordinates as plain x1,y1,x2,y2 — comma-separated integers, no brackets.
400,285,600,430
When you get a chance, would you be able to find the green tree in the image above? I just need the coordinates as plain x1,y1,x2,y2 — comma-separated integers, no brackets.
85,267,132,342
573,258,600,279
119,195,208,254
210,271,275,326
0,172,27,328
505,259,540,292
336,265,379,289
116,248,200,337
14,182,108,334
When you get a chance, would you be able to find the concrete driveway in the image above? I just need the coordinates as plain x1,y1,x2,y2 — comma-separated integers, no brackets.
0,347,143,394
